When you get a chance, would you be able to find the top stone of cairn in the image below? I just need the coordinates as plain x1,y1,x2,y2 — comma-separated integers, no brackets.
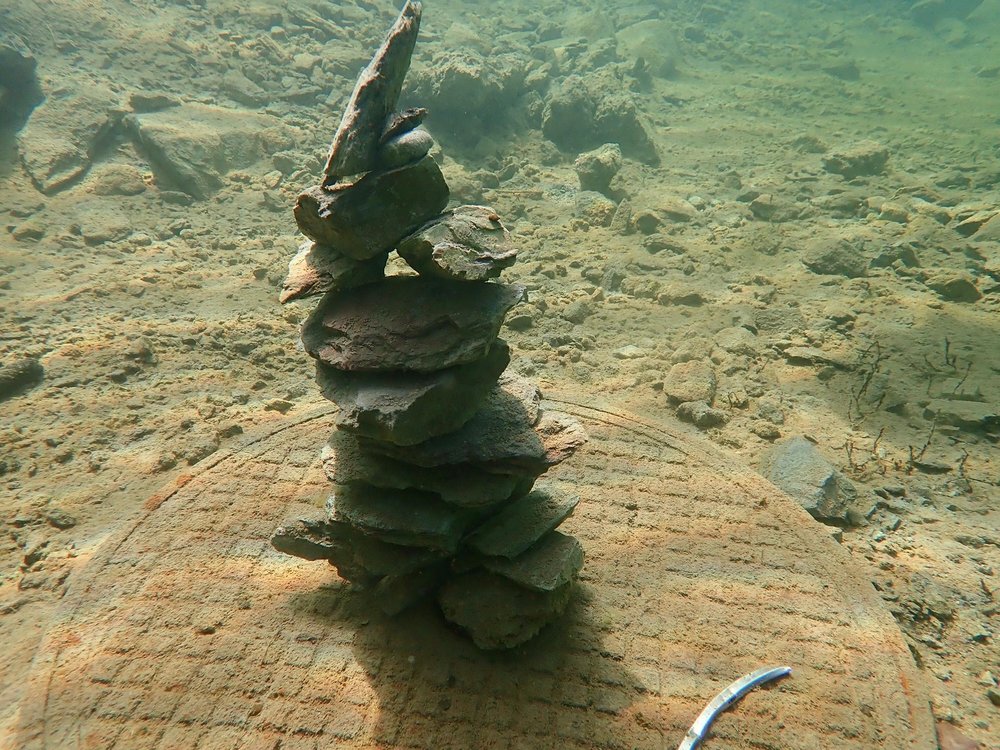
323,1,423,180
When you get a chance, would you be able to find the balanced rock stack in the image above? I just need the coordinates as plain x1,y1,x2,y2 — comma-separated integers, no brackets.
271,1,589,650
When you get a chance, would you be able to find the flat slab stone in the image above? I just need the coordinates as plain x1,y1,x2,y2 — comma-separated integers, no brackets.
295,156,449,260
301,277,525,372
480,531,584,592
271,514,443,585
323,1,422,179
317,340,510,446
324,431,536,508
397,205,518,281
437,570,574,650
464,485,579,558
330,484,476,553
280,240,387,304
363,374,587,472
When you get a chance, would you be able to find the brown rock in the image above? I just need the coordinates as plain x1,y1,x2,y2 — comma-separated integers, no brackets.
301,277,525,372
323,1,423,178
279,240,387,304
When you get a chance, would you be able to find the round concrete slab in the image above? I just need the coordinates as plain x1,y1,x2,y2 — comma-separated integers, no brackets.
14,396,935,750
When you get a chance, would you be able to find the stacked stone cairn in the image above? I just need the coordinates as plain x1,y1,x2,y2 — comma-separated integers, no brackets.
270,1,589,650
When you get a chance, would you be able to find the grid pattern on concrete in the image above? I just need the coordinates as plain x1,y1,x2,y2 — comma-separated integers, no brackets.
14,399,934,750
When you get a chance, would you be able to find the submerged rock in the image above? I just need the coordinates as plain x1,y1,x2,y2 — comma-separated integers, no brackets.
317,340,511,445
323,1,422,178
438,570,574,649
397,205,517,281
822,140,889,179
324,431,535,509
294,156,449,259
465,486,580,559
760,436,858,525
301,277,525,372
19,84,121,194
574,143,622,195
279,240,387,304
0,357,44,401
125,103,293,199
365,375,587,474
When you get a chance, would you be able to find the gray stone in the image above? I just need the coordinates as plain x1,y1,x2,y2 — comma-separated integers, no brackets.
760,436,858,524
324,432,536,509
397,205,517,281
376,127,434,170
438,570,573,649
18,84,121,194
822,140,889,179
803,238,869,278
465,486,580,559
574,143,622,195
714,326,759,357
0,32,43,129
124,104,293,199
364,374,587,473
330,484,476,553
480,531,584,592
294,156,449,259
301,277,525,373
663,360,717,404
280,240,387,304
317,340,511,445
323,1,422,178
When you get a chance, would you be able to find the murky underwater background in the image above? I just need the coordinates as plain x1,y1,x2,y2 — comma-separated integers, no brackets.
1,0,998,746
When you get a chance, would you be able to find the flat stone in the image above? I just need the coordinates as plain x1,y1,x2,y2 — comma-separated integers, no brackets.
317,340,511,445
480,531,584,592
397,205,518,281
465,486,580,559
364,374,587,473
323,431,536,508
279,240,387,304
377,127,434,171
437,570,574,649
270,515,444,585
330,484,476,553
124,103,293,199
663,360,717,404
822,140,889,179
760,436,858,525
18,84,121,194
911,0,983,26
301,277,525,372
295,156,449,259
803,238,869,278
323,1,422,178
